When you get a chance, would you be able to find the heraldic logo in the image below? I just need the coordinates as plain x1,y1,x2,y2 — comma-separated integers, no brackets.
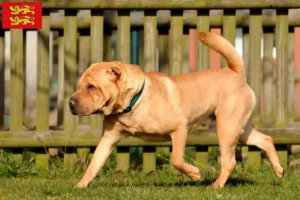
2,2,42,29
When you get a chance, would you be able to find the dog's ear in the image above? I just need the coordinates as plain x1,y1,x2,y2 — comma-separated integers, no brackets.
106,67,121,80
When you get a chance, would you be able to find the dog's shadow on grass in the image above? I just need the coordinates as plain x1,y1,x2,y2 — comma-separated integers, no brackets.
93,177,256,188
153,177,256,187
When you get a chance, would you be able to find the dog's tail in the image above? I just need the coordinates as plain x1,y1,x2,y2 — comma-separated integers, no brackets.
198,32,244,76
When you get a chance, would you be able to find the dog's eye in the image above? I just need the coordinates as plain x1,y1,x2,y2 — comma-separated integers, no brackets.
87,84,95,90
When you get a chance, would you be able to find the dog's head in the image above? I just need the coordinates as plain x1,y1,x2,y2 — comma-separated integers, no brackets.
69,61,144,116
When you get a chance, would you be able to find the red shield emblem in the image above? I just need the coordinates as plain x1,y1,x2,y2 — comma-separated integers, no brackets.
2,2,42,29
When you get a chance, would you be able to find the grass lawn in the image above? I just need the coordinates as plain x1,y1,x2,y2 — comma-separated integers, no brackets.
1,153,300,200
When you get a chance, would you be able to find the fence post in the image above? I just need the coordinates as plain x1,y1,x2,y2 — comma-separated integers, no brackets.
10,29,24,131
287,27,295,123
170,10,183,75
78,29,90,125
275,9,289,128
241,27,250,163
248,146,261,170
89,9,104,132
197,9,210,71
249,9,262,126
36,10,51,169
262,27,275,125
10,28,24,162
222,9,236,68
195,146,209,168
143,146,156,173
144,10,157,72
275,8,289,169
104,28,113,62
63,9,78,167
142,10,157,173
116,10,131,172
77,147,90,169
169,10,183,172
57,30,64,126
295,27,300,119
158,28,169,74
156,29,170,164
195,10,211,166
243,27,250,81
246,9,263,170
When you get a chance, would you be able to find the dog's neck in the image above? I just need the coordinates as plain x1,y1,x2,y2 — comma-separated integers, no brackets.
123,81,145,113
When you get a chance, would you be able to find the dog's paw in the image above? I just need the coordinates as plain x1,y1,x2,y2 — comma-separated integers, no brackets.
211,182,224,189
274,165,284,179
75,181,88,189
187,167,202,181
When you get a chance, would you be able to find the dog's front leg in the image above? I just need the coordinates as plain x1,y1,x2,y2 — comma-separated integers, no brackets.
170,128,201,181
76,130,122,188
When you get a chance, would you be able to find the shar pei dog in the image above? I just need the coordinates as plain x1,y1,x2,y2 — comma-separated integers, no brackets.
69,32,284,188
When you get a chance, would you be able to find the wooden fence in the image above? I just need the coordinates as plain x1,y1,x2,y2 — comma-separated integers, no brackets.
1,0,300,173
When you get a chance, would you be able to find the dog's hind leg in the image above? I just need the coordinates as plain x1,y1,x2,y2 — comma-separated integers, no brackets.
212,98,252,188
212,120,239,188
239,121,284,179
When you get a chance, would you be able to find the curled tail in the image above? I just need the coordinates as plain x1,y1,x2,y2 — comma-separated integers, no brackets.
199,32,244,76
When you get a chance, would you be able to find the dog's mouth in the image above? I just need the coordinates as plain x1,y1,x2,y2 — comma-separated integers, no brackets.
92,109,102,115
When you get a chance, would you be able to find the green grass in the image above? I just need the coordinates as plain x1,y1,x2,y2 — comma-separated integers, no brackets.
1,150,300,200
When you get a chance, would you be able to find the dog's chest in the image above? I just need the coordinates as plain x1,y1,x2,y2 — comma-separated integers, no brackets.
117,116,173,135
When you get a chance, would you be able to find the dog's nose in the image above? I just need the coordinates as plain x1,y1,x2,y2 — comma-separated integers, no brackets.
69,98,77,115
69,99,75,107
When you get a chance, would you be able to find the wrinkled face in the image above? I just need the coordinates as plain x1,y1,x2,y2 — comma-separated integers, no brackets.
69,62,122,116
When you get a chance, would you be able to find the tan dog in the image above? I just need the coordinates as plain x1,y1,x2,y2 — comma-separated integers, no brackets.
69,32,284,188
